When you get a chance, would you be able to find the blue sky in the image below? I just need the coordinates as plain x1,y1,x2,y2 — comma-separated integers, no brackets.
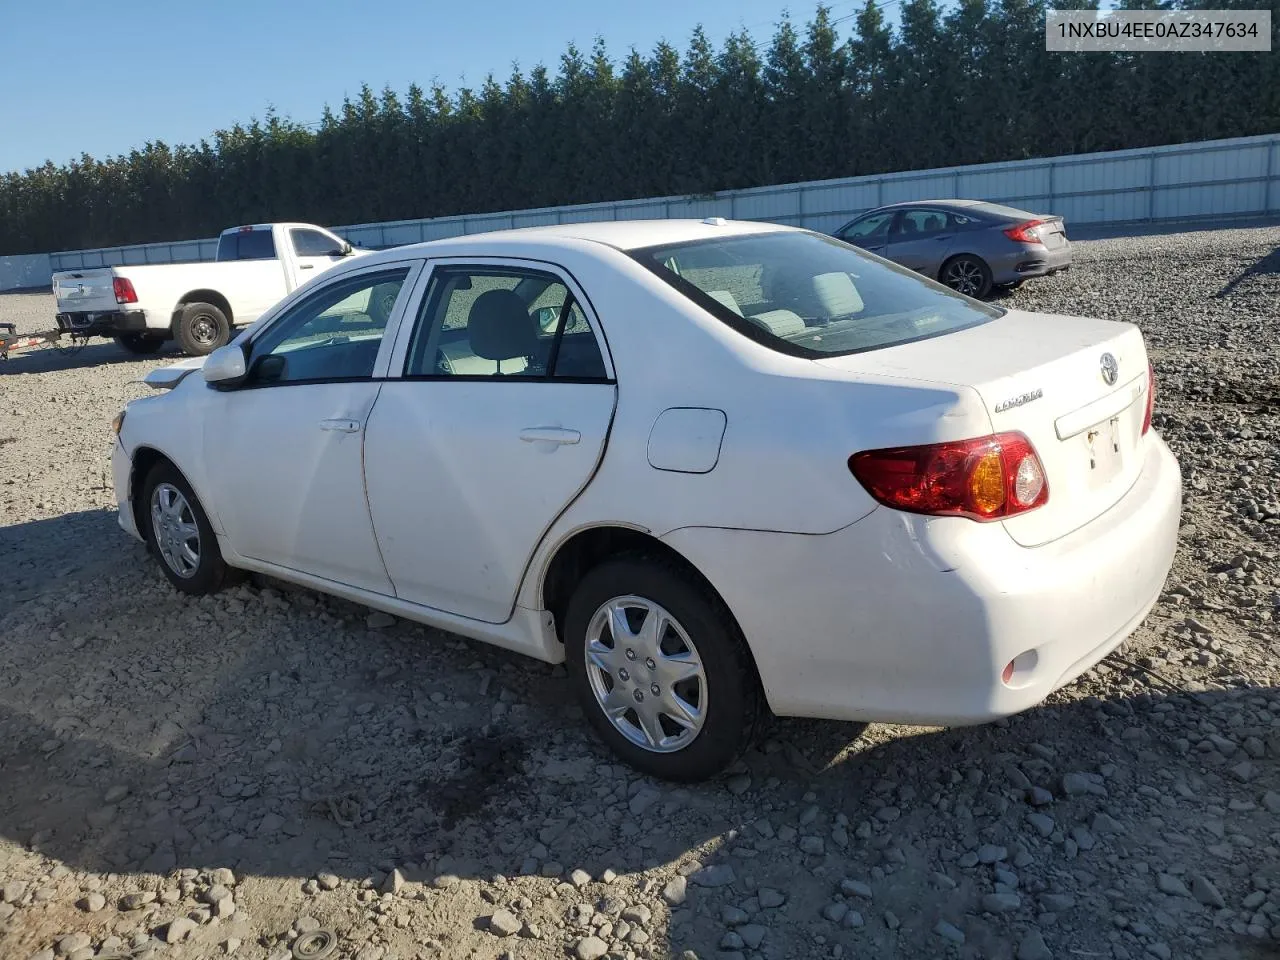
0,0,889,175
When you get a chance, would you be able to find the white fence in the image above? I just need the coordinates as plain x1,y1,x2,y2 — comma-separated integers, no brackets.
4,132,1275,291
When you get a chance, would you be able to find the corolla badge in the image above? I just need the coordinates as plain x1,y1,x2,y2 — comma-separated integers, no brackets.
994,387,1043,413
1100,352,1119,386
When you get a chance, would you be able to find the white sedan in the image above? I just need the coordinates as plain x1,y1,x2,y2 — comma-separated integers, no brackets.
110,218,1182,781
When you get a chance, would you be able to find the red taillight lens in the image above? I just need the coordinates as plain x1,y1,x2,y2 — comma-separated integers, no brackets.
849,432,1049,521
1003,219,1045,244
1141,362,1156,435
112,277,138,304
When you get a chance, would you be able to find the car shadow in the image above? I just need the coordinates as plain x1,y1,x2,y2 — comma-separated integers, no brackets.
1,510,1277,960
0,338,179,374
1215,243,1280,299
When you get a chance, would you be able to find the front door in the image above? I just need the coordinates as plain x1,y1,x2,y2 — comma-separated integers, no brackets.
364,261,617,623
835,210,896,256
203,262,421,593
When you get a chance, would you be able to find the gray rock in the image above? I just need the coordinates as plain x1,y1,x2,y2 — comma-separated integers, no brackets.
574,936,608,960
739,924,767,949
1190,875,1225,908
1017,929,1053,960
317,873,340,891
1262,791,1280,815
758,888,786,908
1061,773,1104,796
1146,944,1171,960
1040,894,1076,912
726,774,751,795
366,611,396,629
721,905,748,925
203,884,232,905
488,909,521,937
799,836,825,855
2,881,27,904
977,844,1007,864
1071,827,1095,851
165,917,197,944
1090,812,1125,835
104,785,130,804
823,902,849,923
120,891,157,910
934,920,965,943
841,879,873,899
380,868,404,895
622,904,651,925
691,864,735,888
662,876,688,906
884,910,901,930
982,892,1021,913
629,789,661,816
1157,874,1191,898
56,933,91,954
720,931,745,950
78,893,106,913
569,869,592,888
842,910,865,929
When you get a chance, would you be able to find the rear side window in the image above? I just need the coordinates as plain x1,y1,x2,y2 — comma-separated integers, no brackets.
216,230,277,261
631,231,1002,358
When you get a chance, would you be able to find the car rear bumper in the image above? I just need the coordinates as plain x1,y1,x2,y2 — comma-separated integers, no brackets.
991,243,1073,285
56,309,152,336
662,433,1181,726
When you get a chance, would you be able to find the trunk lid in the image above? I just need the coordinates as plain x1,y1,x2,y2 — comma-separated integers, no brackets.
1036,216,1068,250
53,269,120,314
817,309,1150,547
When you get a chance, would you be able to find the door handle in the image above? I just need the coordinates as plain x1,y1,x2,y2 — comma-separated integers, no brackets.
299,264,314,270
934,234,954,241
320,418,361,433
519,427,581,445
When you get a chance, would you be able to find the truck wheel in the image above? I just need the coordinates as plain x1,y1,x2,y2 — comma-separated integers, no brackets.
175,302,230,356
367,282,401,325
115,333,165,355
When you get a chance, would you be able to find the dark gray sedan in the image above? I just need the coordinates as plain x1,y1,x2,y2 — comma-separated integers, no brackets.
832,200,1072,299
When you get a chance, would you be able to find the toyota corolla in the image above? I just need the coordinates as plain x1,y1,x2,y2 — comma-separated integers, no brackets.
110,218,1181,781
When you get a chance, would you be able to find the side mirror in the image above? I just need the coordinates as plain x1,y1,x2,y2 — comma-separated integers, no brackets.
202,344,247,387
532,305,560,334
341,241,355,256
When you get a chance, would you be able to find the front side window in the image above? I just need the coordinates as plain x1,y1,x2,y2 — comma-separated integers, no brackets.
291,228,346,258
631,230,1002,357
405,266,607,379
838,212,894,240
248,267,410,384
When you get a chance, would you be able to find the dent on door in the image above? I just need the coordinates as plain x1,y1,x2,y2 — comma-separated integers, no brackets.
647,408,728,474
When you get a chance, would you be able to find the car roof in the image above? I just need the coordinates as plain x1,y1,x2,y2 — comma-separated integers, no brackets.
361,218,794,261
857,199,1036,219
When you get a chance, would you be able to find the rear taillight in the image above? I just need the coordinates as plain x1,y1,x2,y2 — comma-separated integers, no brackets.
1003,219,1045,244
113,277,138,304
849,432,1049,521
1142,362,1156,435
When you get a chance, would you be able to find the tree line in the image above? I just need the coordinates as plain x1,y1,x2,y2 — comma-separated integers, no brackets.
2,0,1277,255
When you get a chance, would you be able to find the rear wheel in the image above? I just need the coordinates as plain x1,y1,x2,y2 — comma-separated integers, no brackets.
565,556,760,781
114,333,165,355
140,461,241,595
174,302,230,356
940,255,993,299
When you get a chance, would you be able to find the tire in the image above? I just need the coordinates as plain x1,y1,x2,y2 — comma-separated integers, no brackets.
564,555,760,781
939,255,993,299
114,333,165,355
174,301,231,356
367,282,401,325
139,461,241,595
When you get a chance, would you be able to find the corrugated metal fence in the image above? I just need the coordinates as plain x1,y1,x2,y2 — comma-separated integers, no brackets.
35,132,1280,277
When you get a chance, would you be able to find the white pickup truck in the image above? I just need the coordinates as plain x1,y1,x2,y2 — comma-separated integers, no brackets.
51,222,389,356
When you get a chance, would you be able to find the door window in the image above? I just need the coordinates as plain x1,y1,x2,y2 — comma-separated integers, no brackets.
404,266,608,380
838,212,895,241
893,210,952,237
248,267,411,385
291,228,346,258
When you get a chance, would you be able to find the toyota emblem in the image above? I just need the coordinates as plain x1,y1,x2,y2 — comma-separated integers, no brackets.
1100,352,1118,386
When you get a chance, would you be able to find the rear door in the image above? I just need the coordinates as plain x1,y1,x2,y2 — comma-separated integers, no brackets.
364,258,617,623
885,208,957,274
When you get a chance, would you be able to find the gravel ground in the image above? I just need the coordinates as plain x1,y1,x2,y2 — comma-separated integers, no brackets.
1,224,1278,960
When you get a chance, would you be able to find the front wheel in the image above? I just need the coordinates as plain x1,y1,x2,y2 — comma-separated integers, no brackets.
564,556,760,781
140,461,241,595
174,301,231,356
940,255,993,299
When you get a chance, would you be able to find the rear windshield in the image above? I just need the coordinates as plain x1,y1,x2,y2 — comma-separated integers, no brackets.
217,229,277,261
631,231,1002,357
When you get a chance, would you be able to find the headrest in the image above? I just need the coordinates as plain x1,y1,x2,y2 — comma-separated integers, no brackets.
467,289,536,362
812,272,864,318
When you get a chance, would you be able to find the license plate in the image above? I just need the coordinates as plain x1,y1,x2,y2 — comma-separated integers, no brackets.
1085,416,1122,484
